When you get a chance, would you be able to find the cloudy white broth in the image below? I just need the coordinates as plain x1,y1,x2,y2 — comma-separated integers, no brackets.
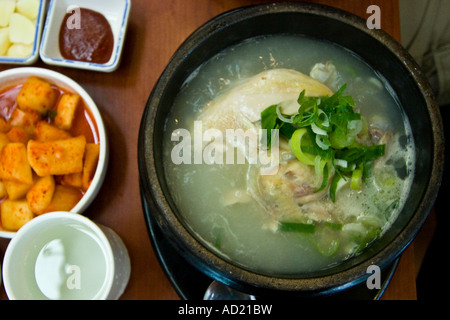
162,35,415,276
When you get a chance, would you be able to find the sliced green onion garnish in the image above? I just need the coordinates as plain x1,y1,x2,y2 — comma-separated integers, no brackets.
329,173,349,202
324,221,343,230
279,222,316,233
347,119,363,136
311,122,328,136
314,109,331,132
295,93,319,127
276,103,294,123
315,134,330,150
334,158,348,168
315,161,329,193
329,128,356,149
289,128,316,166
260,84,385,202
329,174,340,203
350,166,363,190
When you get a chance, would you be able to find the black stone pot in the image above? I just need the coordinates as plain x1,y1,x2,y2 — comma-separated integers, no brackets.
138,2,444,298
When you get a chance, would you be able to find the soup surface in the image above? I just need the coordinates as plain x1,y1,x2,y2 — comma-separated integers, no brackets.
163,35,415,276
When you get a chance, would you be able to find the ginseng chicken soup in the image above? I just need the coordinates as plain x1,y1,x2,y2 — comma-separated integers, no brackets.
163,35,415,276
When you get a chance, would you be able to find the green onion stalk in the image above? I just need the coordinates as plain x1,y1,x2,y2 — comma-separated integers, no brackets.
261,84,385,202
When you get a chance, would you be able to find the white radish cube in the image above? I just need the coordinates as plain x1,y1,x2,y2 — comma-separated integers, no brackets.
16,0,39,21
0,27,11,55
0,0,16,27
8,13,35,45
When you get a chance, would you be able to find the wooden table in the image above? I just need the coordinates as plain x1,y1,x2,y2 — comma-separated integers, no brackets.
0,0,420,300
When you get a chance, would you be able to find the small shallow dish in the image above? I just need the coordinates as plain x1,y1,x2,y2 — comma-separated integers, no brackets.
0,67,109,238
0,0,47,66
39,0,131,72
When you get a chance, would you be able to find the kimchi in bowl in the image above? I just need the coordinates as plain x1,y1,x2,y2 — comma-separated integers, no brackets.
0,67,108,238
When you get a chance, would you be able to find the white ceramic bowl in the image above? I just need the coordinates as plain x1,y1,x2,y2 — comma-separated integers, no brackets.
2,211,130,300
39,0,131,72
0,0,47,65
0,67,109,238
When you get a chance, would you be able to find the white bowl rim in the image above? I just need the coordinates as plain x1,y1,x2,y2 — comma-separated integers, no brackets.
0,67,109,239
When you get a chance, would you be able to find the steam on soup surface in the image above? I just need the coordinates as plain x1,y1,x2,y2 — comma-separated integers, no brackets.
163,35,415,276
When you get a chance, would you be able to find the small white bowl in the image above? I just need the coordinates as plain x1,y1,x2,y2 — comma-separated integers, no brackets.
3,211,130,300
0,67,109,238
0,0,47,65
39,0,131,72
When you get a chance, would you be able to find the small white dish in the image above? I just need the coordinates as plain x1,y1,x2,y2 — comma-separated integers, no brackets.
0,67,109,238
40,0,131,72
0,0,47,65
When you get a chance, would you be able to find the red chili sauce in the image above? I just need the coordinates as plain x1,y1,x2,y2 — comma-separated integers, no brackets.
59,8,114,64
